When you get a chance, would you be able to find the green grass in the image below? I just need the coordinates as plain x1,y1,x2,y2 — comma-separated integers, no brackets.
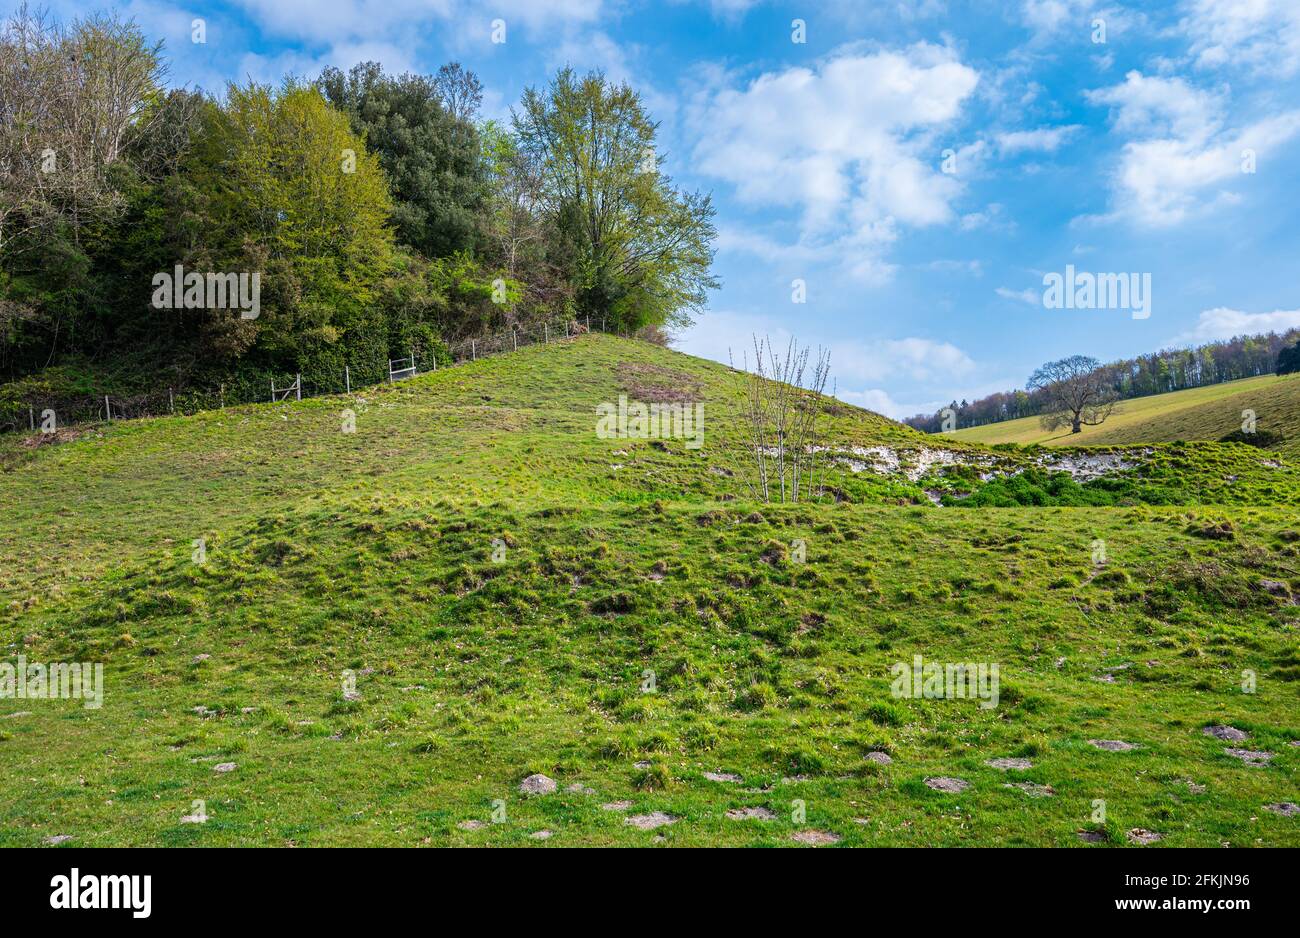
947,374,1300,454
2,335,1297,846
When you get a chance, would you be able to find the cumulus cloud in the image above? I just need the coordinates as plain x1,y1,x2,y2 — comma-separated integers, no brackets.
674,310,975,388
1086,71,1300,226
687,43,979,282
1181,0,1300,78
1171,307,1300,345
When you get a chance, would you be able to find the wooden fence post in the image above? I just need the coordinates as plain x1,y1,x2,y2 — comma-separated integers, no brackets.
544,323,549,343
296,374,302,401
29,405,34,431
345,366,351,395
169,388,174,413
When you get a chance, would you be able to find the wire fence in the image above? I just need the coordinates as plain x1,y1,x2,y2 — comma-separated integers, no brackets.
4,313,629,435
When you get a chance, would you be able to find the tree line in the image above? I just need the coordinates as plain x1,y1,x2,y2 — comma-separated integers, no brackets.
905,330,1300,434
0,7,718,406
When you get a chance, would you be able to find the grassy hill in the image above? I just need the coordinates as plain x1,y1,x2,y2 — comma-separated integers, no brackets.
946,374,1300,457
2,335,1298,847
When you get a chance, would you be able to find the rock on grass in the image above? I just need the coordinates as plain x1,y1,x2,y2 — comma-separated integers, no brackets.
519,773,557,795
1202,725,1248,741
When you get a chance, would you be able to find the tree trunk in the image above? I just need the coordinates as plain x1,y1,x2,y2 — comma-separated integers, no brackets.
1071,416,1082,433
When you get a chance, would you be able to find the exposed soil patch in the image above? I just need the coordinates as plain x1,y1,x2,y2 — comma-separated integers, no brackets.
616,363,703,403
1088,739,1139,751
1003,782,1055,798
790,830,841,845
1223,748,1273,766
986,757,1033,770
624,812,676,830
924,776,970,793
726,806,776,820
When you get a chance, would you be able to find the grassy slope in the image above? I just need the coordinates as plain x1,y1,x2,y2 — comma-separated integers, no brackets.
2,335,1298,847
947,374,1300,454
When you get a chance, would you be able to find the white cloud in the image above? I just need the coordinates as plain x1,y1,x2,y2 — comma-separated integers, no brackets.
1181,0,1300,77
1171,306,1300,345
996,286,1039,304
1086,71,1300,226
996,124,1080,154
687,43,979,282
674,310,975,386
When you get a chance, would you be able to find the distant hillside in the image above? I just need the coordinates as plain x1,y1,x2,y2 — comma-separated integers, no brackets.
947,373,1300,456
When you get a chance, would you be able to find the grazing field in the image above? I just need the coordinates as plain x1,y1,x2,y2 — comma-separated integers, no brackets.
945,374,1299,453
2,335,1298,847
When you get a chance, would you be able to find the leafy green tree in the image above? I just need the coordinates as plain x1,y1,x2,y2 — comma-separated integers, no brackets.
317,62,485,259
177,80,395,380
513,68,718,333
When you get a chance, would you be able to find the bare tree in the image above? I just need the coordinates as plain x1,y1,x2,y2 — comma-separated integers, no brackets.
1029,355,1118,433
742,335,831,503
0,5,165,255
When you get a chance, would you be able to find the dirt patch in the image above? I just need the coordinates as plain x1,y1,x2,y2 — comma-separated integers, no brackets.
985,757,1033,770
1126,828,1163,845
790,830,841,845
600,801,633,812
726,806,776,820
1264,802,1298,816
1224,748,1273,766
624,812,676,830
1004,782,1055,798
924,776,970,793
1088,739,1139,751
616,363,703,403
703,771,742,783
18,427,88,449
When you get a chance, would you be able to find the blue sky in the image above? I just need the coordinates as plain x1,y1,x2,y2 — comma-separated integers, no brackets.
35,0,1300,418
